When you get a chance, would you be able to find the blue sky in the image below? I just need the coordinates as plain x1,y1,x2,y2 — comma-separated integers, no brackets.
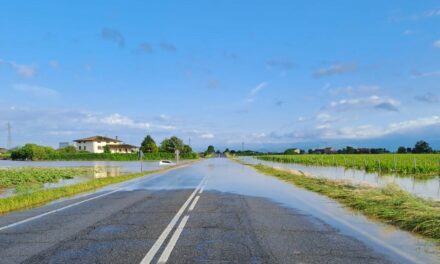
1,0,440,151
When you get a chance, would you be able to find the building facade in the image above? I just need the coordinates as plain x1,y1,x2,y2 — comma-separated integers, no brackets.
73,136,137,153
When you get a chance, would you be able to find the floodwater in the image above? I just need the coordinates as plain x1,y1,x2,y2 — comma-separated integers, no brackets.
119,158,439,263
239,156,440,201
0,160,163,197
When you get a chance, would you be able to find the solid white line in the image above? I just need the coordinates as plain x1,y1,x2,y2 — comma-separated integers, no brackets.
0,189,119,232
188,196,200,211
199,185,205,194
157,215,190,264
139,178,205,264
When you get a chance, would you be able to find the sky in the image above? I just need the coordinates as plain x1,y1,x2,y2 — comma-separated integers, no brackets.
1,0,440,151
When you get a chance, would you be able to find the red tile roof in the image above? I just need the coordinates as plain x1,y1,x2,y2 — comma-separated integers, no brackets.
74,136,122,143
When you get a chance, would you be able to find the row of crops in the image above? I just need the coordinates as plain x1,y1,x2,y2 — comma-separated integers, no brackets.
256,154,440,176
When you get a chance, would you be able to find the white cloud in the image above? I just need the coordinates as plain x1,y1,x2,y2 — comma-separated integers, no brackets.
321,116,440,139
327,85,380,96
200,133,215,139
0,59,36,78
426,9,440,17
245,82,268,103
433,39,440,48
49,60,59,69
100,114,151,129
313,63,357,78
403,29,414,35
411,70,440,78
13,83,58,97
327,95,400,112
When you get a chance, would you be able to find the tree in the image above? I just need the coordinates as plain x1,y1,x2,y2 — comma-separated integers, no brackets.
413,140,432,153
284,148,300,155
160,136,184,153
182,144,192,154
206,145,215,154
103,145,111,154
58,145,77,153
140,135,158,153
397,146,407,154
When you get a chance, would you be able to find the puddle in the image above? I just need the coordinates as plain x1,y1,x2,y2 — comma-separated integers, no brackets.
238,156,440,201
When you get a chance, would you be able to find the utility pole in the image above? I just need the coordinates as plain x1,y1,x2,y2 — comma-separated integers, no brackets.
242,142,244,152
6,122,12,150
188,137,191,147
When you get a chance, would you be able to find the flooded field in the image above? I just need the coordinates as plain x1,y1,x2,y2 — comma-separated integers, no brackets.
239,156,440,201
0,160,164,198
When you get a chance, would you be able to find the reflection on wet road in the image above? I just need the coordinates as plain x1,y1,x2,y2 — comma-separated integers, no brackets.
0,158,438,263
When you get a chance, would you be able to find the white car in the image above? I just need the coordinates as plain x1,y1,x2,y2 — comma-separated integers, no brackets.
159,160,175,166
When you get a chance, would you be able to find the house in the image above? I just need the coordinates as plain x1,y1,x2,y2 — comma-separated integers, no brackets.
73,136,138,154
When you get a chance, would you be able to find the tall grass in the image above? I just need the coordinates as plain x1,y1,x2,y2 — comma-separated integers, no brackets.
257,154,440,176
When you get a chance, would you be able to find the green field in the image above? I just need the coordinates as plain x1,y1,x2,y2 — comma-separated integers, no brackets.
0,167,95,192
256,154,440,176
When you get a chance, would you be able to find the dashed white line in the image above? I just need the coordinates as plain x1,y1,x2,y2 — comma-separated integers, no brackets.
188,196,200,212
157,215,190,264
139,177,205,264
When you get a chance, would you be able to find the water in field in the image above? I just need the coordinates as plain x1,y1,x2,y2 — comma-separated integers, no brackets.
239,157,440,201
0,160,163,197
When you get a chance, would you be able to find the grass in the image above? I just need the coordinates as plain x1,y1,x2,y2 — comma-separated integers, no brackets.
0,164,182,214
241,161,440,243
0,167,95,191
256,154,440,176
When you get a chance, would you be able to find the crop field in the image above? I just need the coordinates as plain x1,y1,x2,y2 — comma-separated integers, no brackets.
256,154,440,176
0,167,95,191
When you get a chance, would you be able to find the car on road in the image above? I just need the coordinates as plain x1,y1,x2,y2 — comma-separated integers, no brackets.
159,160,175,166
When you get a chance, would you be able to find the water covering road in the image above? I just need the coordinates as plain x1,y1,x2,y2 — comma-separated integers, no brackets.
0,158,438,263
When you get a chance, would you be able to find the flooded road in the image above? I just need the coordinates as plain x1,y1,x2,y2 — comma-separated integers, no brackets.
0,158,438,263
239,156,440,201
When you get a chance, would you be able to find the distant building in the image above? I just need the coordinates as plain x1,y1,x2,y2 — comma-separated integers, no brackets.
0,148,8,154
73,136,138,154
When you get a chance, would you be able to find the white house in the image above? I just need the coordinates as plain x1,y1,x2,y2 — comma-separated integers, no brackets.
73,136,138,154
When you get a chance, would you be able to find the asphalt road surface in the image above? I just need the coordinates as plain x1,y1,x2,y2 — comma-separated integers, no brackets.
0,158,436,264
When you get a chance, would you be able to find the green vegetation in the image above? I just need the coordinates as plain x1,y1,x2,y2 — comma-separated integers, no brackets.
140,135,158,153
245,162,440,243
0,167,94,192
0,169,166,214
10,143,198,161
256,154,440,176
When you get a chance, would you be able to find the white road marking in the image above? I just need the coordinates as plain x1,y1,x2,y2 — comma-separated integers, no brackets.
139,177,205,264
188,196,200,211
157,215,190,264
199,185,205,194
0,189,119,232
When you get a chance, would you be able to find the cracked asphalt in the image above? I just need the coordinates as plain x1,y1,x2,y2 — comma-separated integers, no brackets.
0,158,431,263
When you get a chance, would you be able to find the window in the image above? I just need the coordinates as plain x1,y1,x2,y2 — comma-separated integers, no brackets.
78,146,81,150
84,146,86,151
98,146,102,150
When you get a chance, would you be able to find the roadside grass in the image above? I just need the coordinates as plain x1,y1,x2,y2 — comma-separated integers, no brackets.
0,165,180,214
245,162,440,243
